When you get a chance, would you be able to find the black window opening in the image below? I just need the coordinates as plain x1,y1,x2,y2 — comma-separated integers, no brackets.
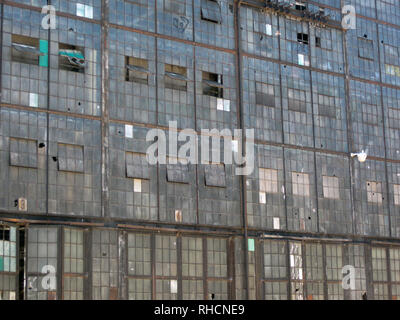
295,2,307,11
126,57,149,84
315,37,321,48
297,33,309,45
59,43,86,73
201,0,222,24
0,226,10,241
11,34,43,65
164,64,188,91
202,71,223,98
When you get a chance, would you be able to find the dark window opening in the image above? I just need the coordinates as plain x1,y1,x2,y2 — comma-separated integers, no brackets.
202,71,223,98
201,0,222,24
0,227,10,241
315,37,321,48
126,57,149,84
297,33,309,45
59,43,85,73
164,64,188,91
295,3,307,11
11,35,42,65
18,228,25,300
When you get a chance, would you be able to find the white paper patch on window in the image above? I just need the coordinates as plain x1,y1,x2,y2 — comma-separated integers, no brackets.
125,125,133,138
77,3,93,19
223,99,230,111
134,179,142,193
170,280,178,294
217,98,224,110
259,192,266,204
29,93,38,108
85,5,93,19
298,54,305,66
273,217,280,230
232,140,238,153
265,24,272,36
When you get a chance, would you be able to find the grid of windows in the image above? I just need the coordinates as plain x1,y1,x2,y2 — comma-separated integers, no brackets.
63,228,85,300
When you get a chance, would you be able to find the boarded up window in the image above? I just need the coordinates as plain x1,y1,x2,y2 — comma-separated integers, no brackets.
57,144,84,173
126,152,149,180
367,181,383,204
292,172,310,197
358,38,374,60
126,57,149,84
322,176,340,199
205,164,226,187
256,82,275,108
11,34,44,65
165,64,188,91
288,88,307,113
201,0,222,24
167,157,190,184
9,138,38,168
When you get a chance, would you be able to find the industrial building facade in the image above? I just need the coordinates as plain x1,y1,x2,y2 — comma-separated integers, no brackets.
1,0,400,300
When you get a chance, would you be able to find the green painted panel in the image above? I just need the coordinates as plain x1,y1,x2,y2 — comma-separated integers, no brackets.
39,39,48,67
0,257,4,272
248,239,255,252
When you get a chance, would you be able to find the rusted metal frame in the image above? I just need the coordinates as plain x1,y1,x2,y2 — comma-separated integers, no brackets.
177,233,183,300
307,26,321,235
151,233,156,299
385,246,393,299
59,225,64,300
235,0,249,301
255,237,263,300
101,0,110,222
322,242,328,299
227,237,235,299
118,230,126,300
285,239,291,299
374,0,393,239
46,0,51,219
202,236,208,299
364,242,374,300
341,0,357,237
84,228,91,300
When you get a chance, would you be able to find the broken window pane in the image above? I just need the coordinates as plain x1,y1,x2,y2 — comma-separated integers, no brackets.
204,164,226,187
164,64,188,91
57,144,84,173
126,57,149,84
11,34,43,65
59,43,86,73
202,71,223,97
9,138,38,169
